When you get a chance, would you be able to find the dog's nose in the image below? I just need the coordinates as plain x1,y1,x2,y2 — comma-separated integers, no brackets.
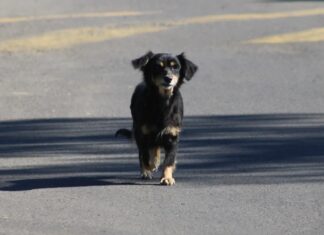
164,77,172,84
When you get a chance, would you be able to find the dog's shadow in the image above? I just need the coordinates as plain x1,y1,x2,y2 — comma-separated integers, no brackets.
1,114,324,191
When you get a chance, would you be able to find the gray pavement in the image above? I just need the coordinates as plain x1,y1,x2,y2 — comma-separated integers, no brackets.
0,0,324,234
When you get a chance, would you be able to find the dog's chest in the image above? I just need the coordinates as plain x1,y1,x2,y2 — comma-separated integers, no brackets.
144,99,180,128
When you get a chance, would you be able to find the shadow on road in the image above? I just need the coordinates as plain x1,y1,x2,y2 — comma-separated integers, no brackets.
0,114,324,190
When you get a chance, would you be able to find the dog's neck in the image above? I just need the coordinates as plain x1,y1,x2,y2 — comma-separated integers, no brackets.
158,87,174,98
147,85,176,106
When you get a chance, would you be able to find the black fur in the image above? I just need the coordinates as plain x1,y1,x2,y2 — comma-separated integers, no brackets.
116,51,198,185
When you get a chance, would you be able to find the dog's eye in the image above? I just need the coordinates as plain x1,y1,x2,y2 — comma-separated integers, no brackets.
170,61,179,69
159,61,164,67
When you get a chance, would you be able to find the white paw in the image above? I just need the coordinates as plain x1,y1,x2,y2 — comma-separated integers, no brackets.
160,177,176,186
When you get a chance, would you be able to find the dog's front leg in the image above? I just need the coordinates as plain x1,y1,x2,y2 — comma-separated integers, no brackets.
160,136,178,186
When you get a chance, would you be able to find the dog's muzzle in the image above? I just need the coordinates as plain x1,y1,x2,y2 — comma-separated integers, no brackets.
163,76,173,87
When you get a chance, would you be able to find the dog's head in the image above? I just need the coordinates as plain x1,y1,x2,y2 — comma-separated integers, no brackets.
132,51,198,96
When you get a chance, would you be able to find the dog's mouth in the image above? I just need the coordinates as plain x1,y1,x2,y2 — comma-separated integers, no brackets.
161,76,177,88
152,75,179,95
162,83,173,88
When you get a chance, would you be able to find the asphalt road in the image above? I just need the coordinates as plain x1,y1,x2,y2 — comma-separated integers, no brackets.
1,0,324,234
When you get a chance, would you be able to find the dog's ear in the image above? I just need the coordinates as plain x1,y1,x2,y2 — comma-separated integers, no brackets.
177,53,198,81
132,51,154,69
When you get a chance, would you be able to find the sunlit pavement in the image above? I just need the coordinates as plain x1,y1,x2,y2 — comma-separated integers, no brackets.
0,0,323,234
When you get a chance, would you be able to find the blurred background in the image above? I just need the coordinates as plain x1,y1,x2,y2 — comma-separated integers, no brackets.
0,0,323,120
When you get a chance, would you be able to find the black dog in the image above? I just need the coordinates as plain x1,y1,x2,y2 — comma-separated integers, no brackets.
116,51,198,185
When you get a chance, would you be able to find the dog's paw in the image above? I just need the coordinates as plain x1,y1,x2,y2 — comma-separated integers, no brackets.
141,171,153,180
160,177,176,186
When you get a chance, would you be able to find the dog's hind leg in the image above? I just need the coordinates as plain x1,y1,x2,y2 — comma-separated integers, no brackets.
149,147,161,172
138,151,151,180
139,147,161,179
139,149,153,180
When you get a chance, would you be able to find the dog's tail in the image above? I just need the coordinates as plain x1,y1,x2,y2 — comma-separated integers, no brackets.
115,128,132,139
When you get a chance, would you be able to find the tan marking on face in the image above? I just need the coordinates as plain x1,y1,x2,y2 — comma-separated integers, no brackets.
170,61,176,67
160,164,176,186
169,74,180,89
154,73,179,97
160,61,164,67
